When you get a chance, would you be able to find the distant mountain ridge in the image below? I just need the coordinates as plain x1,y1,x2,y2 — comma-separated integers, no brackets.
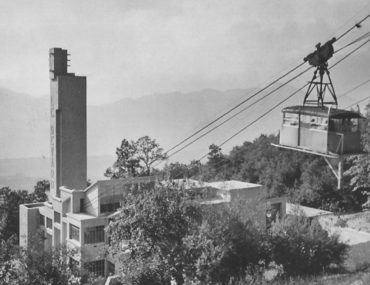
5,84,362,190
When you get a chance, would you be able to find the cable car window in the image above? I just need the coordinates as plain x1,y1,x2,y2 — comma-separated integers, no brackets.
283,113,298,126
300,115,311,125
329,119,342,132
300,115,327,130
350,118,359,132
329,118,358,132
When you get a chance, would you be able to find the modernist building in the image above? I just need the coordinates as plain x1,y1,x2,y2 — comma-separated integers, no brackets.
19,48,286,278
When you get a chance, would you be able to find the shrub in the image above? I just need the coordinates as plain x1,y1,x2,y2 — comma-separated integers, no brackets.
334,217,348,228
189,206,268,284
269,215,349,276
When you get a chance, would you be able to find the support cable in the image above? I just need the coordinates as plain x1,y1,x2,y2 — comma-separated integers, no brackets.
155,16,370,168
164,61,306,156
163,67,312,162
161,15,370,160
198,37,370,163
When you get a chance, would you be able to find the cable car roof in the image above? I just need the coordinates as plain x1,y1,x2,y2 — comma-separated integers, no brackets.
282,105,364,119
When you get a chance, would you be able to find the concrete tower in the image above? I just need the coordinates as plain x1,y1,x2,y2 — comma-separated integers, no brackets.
49,48,87,197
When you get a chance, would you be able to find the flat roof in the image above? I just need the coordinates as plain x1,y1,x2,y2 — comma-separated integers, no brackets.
282,106,363,119
67,212,97,221
206,180,261,191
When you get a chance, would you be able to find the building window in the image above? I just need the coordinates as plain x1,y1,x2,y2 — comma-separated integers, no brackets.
46,217,52,229
80,199,85,212
84,260,104,277
84,226,105,244
39,214,45,226
107,261,115,276
54,211,61,224
70,224,80,241
100,202,120,214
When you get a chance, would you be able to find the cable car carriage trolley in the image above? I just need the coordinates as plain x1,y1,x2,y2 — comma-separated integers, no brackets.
273,37,366,189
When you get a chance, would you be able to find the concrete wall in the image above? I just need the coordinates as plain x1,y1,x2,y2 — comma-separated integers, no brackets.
19,204,43,247
85,184,99,216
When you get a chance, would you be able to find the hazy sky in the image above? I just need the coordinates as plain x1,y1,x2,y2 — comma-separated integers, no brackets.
0,0,369,105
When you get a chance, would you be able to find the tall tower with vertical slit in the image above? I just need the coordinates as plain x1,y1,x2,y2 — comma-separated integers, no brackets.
49,48,87,198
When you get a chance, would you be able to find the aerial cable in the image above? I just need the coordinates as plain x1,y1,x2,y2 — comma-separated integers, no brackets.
162,15,370,159
156,15,370,169
203,77,370,170
163,61,307,156
338,78,370,100
198,37,370,162
345,95,370,110
335,31,370,54
162,66,312,162
197,84,309,161
331,37,370,69
166,36,370,163
336,14,370,41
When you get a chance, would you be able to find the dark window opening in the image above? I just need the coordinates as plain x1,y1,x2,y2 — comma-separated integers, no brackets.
84,226,105,244
46,217,53,229
39,214,45,226
54,211,61,224
84,260,104,277
100,202,120,214
70,224,80,241
80,199,85,213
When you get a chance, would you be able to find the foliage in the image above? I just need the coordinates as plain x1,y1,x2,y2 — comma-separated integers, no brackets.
0,232,86,285
107,184,202,285
186,206,268,284
203,144,232,181
197,134,366,212
105,136,167,178
163,160,203,180
269,215,349,276
32,180,49,202
163,162,189,180
0,181,48,240
0,187,34,240
0,236,20,284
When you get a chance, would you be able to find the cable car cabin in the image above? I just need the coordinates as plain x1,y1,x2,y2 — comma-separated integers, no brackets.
279,106,365,156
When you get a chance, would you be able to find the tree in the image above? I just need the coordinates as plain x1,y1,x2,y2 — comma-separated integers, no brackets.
107,185,202,285
0,187,34,240
187,206,268,284
32,180,49,202
269,215,348,276
0,231,88,285
204,144,231,181
345,101,370,197
0,180,49,241
106,183,270,285
105,136,167,179
164,162,189,180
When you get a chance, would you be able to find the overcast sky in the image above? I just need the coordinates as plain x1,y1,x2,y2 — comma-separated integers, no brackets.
0,0,369,105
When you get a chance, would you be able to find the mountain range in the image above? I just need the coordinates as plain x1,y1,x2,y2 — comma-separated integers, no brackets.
0,85,361,190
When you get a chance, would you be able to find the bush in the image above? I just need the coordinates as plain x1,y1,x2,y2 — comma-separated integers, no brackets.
334,217,348,228
130,265,171,285
269,215,349,276
189,206,268,284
